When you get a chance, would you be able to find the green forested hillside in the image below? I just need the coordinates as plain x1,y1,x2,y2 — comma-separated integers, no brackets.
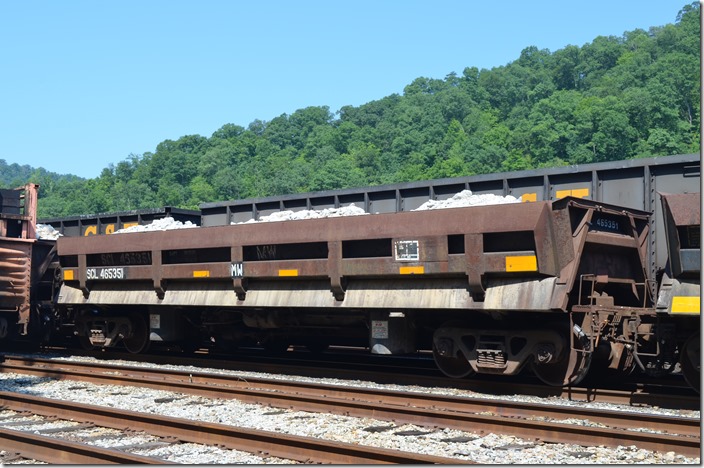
10,3,702,218
0,160,82,191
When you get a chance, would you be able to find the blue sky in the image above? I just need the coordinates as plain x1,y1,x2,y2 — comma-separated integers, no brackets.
0,0,691,179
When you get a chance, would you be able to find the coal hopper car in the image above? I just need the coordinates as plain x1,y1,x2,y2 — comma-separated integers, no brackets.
56,193,674,387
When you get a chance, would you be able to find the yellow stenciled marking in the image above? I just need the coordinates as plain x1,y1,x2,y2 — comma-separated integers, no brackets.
671,296,701,314
193,270,210,278
279,269,299,277
521,193,537,202
556,188,589,199
83,226,97,236
400,266,425,274
63,269,75,281
122,222,138,229
105,224,115,235
572,188,589,199
505,255,538,272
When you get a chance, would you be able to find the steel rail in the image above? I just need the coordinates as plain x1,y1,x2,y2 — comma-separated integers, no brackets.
36,346,700,410
2,356,698,435
0,391,467,464
1,356,700,457
0,426,169,464
93,347,704,410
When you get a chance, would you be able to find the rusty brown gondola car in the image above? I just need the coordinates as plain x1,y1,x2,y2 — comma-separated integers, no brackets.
56,195,659,387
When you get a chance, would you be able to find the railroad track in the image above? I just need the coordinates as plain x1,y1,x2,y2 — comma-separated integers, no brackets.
1,355,699,458
0,414,170,465
44,345,701,410
0,391,462,464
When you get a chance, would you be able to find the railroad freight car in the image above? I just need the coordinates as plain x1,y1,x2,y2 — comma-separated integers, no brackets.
0,184,58,344
656,192,700,388
55,191,699,388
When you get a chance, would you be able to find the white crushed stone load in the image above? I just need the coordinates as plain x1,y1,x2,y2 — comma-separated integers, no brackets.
235,203,368,224
35,224,63,240
114,217,198,233
235,191,519,224
413,190,520,211
111,190,519,231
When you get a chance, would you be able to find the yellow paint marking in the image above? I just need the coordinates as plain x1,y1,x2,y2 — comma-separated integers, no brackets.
505,255,538,272
278,269,299,277
556,188,590,199
193,270,210,278
83,226,97,236
122,222,138,229
400,266,425,274
521,193,537,202
63,269,75,281
572,188,590,199
671,296,701,314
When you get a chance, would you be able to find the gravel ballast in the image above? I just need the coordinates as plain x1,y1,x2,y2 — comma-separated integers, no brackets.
0,354,698,464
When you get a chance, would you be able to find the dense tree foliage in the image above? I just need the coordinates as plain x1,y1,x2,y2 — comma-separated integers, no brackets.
4,4,700,218
0,160,81,190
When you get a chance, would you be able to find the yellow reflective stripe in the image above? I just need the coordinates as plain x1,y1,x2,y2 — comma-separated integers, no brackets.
572,188,589,198
505,255,538,272
671,296,701,314
63,269,75,281
556,188,589,199
279,269,299,277
400,266,424,274
193,270,210,278
521,193,537,202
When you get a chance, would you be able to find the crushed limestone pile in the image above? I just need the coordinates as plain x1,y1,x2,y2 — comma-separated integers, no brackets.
237,190,519,224
114,217,198,233
35,224,62,240
235,204,368,224
102,190,520,233
413,190,520,211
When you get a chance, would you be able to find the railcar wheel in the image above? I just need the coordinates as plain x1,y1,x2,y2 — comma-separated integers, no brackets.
680,333,700,392
531,323,592,387
78,335,95,351
433,345,475,378
123,314,150,354
432,321,475,378
432,322,475,378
